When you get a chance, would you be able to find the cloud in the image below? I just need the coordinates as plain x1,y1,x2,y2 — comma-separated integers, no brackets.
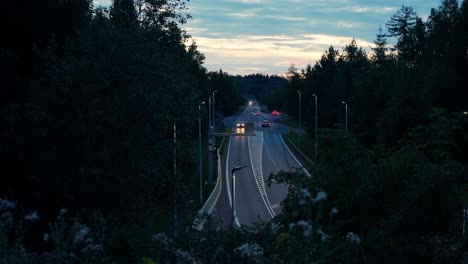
228,12,256,18
93,0,112,7
336,21,363,28
263,15,306,21
228,0,264,3
92,0,439,74
190,34,374,75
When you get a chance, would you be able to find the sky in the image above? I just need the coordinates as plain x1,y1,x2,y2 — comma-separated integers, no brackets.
94,0,442,75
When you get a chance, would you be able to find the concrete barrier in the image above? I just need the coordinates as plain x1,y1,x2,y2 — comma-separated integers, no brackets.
193,148,223,230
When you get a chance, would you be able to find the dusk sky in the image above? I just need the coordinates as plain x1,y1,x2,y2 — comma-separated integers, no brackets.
94,0,441,75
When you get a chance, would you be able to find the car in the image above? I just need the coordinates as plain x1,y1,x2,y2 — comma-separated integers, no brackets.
261,120,270,127
236,121,245,128
272,110,280,116
256,111,261,115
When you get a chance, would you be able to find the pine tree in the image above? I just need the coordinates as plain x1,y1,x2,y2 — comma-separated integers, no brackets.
110,0,137,27
386,6,419,63
371,26,389,66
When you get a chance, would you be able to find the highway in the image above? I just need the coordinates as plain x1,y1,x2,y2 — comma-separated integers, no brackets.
216,100,305,227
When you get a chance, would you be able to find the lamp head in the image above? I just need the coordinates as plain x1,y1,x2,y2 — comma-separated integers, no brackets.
231,165,248,174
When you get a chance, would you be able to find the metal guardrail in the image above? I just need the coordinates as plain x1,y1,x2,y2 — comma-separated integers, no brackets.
193,148,223,230
280,135,312,177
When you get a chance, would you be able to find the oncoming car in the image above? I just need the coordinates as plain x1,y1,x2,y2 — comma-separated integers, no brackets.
261,120,270,127
236,121,245,128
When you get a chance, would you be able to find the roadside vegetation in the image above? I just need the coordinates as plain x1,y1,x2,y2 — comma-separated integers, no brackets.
1,0,467,263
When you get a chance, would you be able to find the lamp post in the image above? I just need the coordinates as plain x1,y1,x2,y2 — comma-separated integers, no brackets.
198,101,205,204
341,101,348,132
297,91,302,130
208,97,212,128
312,94,318,164
173,123,177,234
231,165,247,229
297,90,302,149
212,90,217,129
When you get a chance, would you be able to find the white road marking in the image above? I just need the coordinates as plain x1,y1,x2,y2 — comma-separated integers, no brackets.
279,134,311,177
264,139,280,172
271,203,281,209
247,131,276,218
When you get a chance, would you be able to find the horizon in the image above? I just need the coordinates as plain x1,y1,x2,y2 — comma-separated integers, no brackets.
94,0,440,75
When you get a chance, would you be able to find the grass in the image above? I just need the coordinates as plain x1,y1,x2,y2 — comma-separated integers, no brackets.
461,183,468,207
284,132,316,169
278,113,300,129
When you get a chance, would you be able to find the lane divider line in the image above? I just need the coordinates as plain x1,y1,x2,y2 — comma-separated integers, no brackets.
279,134,311,177
263,139,280,172
247,131,276,218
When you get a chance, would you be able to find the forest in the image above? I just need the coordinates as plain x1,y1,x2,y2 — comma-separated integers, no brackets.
1,0,468,263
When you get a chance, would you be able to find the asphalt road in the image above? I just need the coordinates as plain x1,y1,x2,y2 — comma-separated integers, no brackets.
217,100,304,227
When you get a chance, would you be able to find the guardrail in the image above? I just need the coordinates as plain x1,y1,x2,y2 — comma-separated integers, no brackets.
193,148,223,230
280,135,312,177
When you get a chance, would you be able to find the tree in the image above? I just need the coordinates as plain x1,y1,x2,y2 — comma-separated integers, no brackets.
386,6,419,63
371,26,389,66
110,0,138,27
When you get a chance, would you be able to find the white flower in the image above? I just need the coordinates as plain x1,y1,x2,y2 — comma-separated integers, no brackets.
0,199,16,210
289,222,296,230
74,225,91,243
296,220,313,237
175,249,195,263
82,244,104,254
346,232,361,245
152,233,172,250
313,191,328,203
299,188,311,205
317,228,330,241
24,211,40,221
234,243,264,257
270,222,281,234
57,209,68,220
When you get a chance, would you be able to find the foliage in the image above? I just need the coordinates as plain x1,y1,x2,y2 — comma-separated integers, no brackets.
0,200,110,263
1,0,468,262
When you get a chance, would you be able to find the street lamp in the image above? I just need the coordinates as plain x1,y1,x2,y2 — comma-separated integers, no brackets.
231,165,247,229
297,91,302,130
312,94,318,164
208,97,212,128
341,101,348,132
297,90,302,149
198,101,205,204
212,90,217,129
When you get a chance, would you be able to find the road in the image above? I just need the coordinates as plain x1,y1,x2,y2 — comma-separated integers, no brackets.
215,100,305,228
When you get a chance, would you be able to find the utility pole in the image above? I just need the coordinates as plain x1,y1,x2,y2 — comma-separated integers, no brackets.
208,126,214,184
313,94,318,164
297,90,302,149
341,101,348,132
212,90,217,129
198,102,205,203
208,97,212,128
173,123,177,234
